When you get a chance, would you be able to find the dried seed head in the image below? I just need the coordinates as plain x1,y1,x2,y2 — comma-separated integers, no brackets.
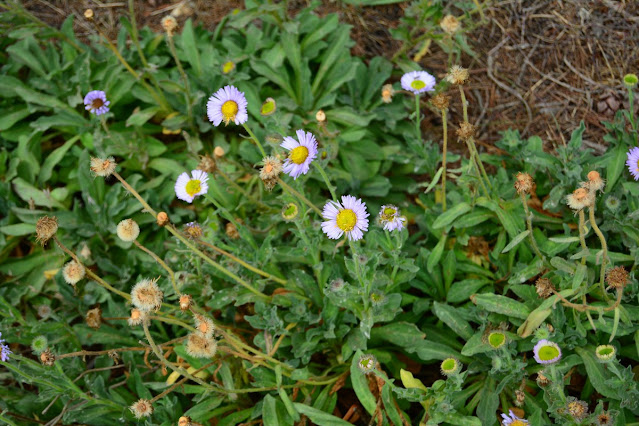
381,84,395,103
116,219,140,242
213,146,225,158
259,156,283,191
85,306,102,330
596,411,615,426
178,416,192,426
446,65,469,85
128,308,145,326
225,222,239,239
62,260,85,285
40,349,55,366
566,188,590,211
90,157,116,177
130,398,153,419
108,350,120,364
535,277,555,299
440,14,461,35
194,314,215,338
161,15,178,35
606,266,629,290
431,93,450,110
316,109,326,122
179,294,192,311
581,170,605,193
185,333,217,358
514,172,534,195
38,305,52,319
197,154,217,174
131,278,163,312
536,372,550,387
456,122,476,141
84,9,94,20
36,216,58,246
515,389,525,407
566,397,589,421
184,222,203,239
156,211,169,227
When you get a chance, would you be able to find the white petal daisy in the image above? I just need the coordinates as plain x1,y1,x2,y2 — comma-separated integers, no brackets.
206,85,248,126
400,70,436,94
281,129,318,180
379,204,406,232
175,170,209,203
321,195,369,241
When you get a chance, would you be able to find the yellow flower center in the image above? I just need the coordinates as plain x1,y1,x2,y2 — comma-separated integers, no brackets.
222,61,235,74
538,345,559,361
636,159,639,170
336,209,357,232
511,421,527,426
410,80,426,90
221,100,238,124
382,207,396,219
185,180,201,197
289,146,309,165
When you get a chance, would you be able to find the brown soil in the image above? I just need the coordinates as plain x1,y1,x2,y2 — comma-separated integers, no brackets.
23,1,639,153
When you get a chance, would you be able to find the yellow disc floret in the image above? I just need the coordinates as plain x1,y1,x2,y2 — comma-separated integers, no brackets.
289,146,309,165
185,180,201,197
511,421,527,426
221,100,238,124
410,80,426,90
336,209,357,232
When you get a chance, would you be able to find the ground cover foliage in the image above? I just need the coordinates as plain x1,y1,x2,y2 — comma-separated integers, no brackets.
0,0,639,425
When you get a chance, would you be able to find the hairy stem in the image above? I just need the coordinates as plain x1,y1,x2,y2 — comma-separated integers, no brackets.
589,204,610,300
134,240,178,295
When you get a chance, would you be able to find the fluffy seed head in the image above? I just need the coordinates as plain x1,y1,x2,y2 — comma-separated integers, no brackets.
535,277,555,299
446,65,469,85
179,294,192,311
37,305,52,319
606,266,629,289
178,416,192,426
381,84,395,103
194,314,215,338
85,307,102,329
566,397,589,421
40,349,55,366
62,260,86,285
536,372,550,387
440,14,461,34
226,222,239,239
131,278,163,312
457,122,476,141
161,16,178,35
36,216,58,246
514,172,534,195
116,219,139,242
595,344,616,362
260,156,283,186
197,154,217,174
130,399,153,419
186,333,217,358
156,212,169,227
90,157,116,177
566,188,590,211
128,308,145,326
431,93,450,110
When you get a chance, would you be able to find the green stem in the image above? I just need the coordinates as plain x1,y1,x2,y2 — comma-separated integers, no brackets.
166,33,196,134
242,123,267,157
441,109,448,211
578,210,588,266
519,193,547,265
216,169,274,211
415,93,421,143
134,240,179,296
458,86,492,192
589,205,610,301
204,194,257,249
315,162,337,201
278,178,323,216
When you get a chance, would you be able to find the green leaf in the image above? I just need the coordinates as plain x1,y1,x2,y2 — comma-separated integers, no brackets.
432,202,471,229
447,279,490,303
179,19,202,76
548,236,580,243
0,223,35,236
311,26,351,95
39,135,80,185
471,294,531,319
370,322,426,348
476,198,522,238
126,106,161,127
12,177,65,209
575,347,617,398
427,235,447,273
432,302,474,340
501,230,530,253
606,143,628,193
0,106,31,131
350,350,377,415
476,378,499,426
293,403,353,426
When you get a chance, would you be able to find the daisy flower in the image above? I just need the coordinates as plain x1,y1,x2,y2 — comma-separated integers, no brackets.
501,410,529,426
0,331,11,362
321,195,369,241
401,70,436,95
379,205,406,231
533,339,562,364
626,147,639,180
175,170,209,203
206,85,248,126
281,130,318,179
84,90,110,115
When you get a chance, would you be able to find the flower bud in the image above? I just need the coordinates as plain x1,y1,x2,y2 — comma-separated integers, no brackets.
487,331,507,349
213,146,225,158
261,98,276,116
156,211,169,227
179,294,192,311
624,73,638,88
357,354,376,373
116,219,140,242
595,344,616,363
440,357,461,376
84,9,94,20
281,203,299,221
381,84,395,103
